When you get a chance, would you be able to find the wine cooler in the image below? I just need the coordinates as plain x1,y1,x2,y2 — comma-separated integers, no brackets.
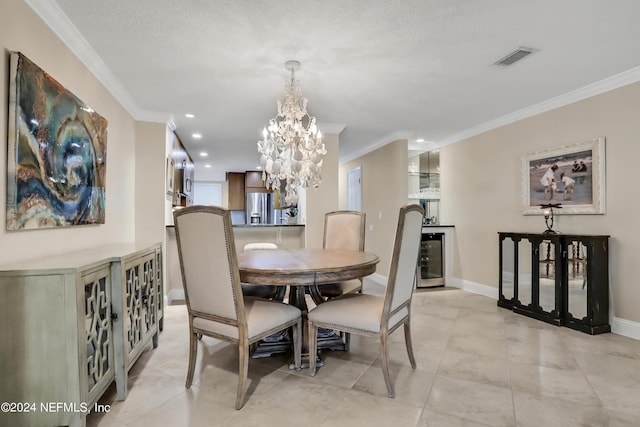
418,232,445,288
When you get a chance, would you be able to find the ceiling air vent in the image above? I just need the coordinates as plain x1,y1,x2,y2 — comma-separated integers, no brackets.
494,47,538,66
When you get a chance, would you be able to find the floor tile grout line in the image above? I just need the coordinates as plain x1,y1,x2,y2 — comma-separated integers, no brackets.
88,291,640,426
112,370,194,426
504,312,519,426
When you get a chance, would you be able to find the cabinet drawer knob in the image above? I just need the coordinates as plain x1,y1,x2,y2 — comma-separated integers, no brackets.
111,309,119,323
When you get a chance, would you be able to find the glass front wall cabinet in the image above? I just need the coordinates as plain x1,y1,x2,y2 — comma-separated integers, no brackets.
498,232,610,335
408,150,440,224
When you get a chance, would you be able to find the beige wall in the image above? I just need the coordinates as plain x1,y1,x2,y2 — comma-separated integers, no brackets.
135,122,167,246
441,82,640,323
0,0,146,264
304,132,340,248
339,140,409,276
5,0,639,329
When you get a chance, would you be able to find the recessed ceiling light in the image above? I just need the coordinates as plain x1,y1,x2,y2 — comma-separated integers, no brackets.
204,164,211,168
192,133,203,139
199,151,208,157
416,138,425,143
256,166,262,170
185,113,195,118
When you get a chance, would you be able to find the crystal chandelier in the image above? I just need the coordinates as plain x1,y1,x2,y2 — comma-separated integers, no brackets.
258,60,326,206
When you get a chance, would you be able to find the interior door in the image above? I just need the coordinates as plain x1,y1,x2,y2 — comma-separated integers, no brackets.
347,166,362,211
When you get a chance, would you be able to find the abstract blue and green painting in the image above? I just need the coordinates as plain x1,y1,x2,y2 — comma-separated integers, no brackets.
7,52,107,230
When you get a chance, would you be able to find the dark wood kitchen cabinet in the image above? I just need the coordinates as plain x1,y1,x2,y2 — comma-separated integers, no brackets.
227,172,245,210
498,232,610,335
245,170,269,192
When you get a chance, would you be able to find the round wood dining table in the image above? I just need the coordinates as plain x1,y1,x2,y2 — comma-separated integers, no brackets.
238,248,379,364
239,248,379,307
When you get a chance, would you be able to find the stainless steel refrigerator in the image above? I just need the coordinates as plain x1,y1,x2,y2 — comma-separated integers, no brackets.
245,192,284,225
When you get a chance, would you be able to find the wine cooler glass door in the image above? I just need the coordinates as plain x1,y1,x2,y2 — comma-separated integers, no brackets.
418,232,445,288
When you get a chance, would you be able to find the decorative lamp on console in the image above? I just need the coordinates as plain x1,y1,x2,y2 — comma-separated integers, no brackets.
540,203,562,234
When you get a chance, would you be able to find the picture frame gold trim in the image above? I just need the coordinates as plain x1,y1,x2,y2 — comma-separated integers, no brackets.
521,137,605,215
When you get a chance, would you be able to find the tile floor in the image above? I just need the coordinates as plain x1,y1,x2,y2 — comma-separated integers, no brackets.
87,283,640,427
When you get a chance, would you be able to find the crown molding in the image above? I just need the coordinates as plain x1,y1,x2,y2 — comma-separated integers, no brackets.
318,123,346,134
339,131,412,165
408,140,438,152
25,0,170,124
340,66,640,163
166,115,178,131
26,0,640,154
438,65,640,147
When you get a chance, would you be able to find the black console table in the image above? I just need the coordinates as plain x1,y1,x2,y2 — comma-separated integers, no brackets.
498,232,610,335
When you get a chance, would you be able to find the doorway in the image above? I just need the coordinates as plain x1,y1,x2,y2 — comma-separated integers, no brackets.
347,166,362,211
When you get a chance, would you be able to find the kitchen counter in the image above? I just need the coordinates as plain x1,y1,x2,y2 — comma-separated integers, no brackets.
233,225,305,252
165,224,304,228
232,223,305,228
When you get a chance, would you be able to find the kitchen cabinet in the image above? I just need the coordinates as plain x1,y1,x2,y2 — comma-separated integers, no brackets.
227,172,245,210
169,132,194,207
181,161,195,206
409,171,440,224
245,170,270,192
0,243,162,427
408,150,440,224
173,161,194,207
498,232,610,334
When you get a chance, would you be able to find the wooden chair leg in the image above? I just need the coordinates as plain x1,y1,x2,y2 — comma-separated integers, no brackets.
380,332,395,398
293,319,302,371
404,320,416,369
309,320,318,376
235,343,249,410
186,331,198,388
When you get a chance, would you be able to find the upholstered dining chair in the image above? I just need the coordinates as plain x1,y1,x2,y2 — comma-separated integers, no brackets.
173,205,302,410
308,204,424,398
318,210,366,299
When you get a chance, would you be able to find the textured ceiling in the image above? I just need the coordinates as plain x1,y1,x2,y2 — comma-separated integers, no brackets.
28,0,640,180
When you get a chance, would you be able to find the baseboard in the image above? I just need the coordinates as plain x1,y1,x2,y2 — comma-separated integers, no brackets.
167,289,185,304
612,317,640,340
366,273,388,286
370,274,499,297
447,277,499,299
166,275,640,340
448,277,639,341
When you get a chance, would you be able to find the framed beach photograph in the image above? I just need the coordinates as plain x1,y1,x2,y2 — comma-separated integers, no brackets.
521,137,606,215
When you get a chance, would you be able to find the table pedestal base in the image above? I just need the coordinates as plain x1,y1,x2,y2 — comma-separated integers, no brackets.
252,327,346,361
239,248,379,366
251,330,292,359
249,280,361,365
